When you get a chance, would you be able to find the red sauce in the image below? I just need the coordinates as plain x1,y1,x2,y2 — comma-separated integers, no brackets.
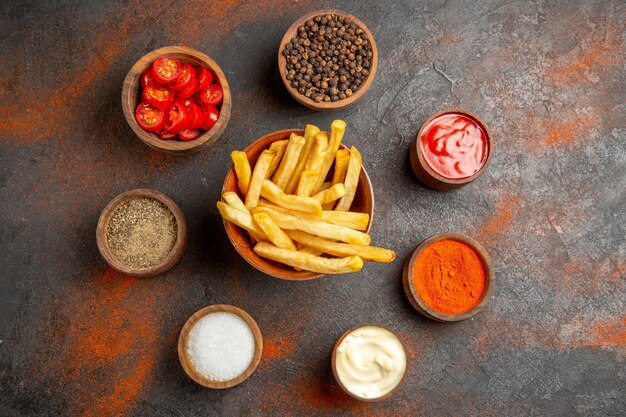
420,113,488,179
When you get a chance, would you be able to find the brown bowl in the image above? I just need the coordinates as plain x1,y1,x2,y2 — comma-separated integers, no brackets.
278,10,378,111
121,46,232,154
178,304,263,389
221,128,374,281
96,188,188,277
402,233,495,322
410,108,493,190
331,324,407,402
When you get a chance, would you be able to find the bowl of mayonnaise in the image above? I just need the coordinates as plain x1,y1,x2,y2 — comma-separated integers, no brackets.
331,324,407,401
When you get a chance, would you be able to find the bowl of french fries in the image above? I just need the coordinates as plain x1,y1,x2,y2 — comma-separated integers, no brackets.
218,120,395,280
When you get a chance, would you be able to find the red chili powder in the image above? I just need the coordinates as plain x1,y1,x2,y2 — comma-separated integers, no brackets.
412,240,486,315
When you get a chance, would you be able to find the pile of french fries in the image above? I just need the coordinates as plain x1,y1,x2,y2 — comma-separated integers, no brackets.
217,120,396,274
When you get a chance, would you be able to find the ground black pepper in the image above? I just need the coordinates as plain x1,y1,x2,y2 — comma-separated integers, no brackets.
283,13,373,103
106,197,177,269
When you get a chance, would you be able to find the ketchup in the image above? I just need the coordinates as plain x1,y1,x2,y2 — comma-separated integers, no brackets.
420,113,488,180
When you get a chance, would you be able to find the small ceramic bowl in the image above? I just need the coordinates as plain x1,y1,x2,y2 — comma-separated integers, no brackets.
121,46,232,154
278,9,378,111
402,233,495,322
331,324,407,402
410,108,493,190
178,304,263,389
96,188,187,277
221,129,375,281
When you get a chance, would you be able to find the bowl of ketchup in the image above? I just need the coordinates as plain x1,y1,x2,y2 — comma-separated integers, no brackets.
410,109,493,190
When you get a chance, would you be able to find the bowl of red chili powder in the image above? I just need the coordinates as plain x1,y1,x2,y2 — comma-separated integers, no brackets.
410,108,493,191
402,233,494,322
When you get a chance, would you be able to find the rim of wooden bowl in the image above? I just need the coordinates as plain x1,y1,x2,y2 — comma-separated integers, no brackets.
331,324,407,402
402,233,495,322
96,188,188,278
221,128,375,281
177,304,263,389
277,9,378,111
121,46,232,154
410,108,494,190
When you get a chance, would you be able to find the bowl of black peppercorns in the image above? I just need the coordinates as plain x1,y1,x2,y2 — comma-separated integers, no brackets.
278,10,378,111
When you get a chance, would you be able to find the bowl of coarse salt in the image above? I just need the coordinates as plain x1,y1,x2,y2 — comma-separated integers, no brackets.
178,304,263,388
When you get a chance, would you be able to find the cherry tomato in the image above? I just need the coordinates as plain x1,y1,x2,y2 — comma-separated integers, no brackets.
158,130,177,140
199,104,219,131
140,68,156,88
196,84,223,105
172,64,196,92
179,129,201,140
176,77,198,98
196,66,213,90
152,57,182,84
174,98,204,130
164,102,191,133
135,102,165,133
142,83,174,110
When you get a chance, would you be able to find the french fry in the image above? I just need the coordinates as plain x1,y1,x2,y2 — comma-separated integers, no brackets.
297,132,328,196
287,230,396,263
313,119,346,193
323,148,350,209
256,206,371,245
271,135,305,190
253,242,363,274
334,146,362,211
312,183,345,205
296,170,318,197
257,201,370,231
231,151,251,196
245,150,275,210
285,124,320,194
252,212,297,250
217,201,266,240
222,191,248,212
266,139,289,178
260,179,322,216
320,182,332,192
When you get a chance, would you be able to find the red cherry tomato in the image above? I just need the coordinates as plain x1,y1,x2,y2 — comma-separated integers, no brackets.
140,68,156,88
179,129,201,140
164,102,191,133
199,104,219,131
158,130,177,140
172,64,196,92
176,77,198,98
152,57,182,84
196,84,223,105
174,98,204,130
196,66,213,90
142,83,174,110
135,102,165,133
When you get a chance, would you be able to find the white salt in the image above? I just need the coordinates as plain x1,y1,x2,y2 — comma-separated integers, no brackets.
186,311,255,381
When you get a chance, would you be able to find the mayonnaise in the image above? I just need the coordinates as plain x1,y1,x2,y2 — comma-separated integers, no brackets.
334,325,407,399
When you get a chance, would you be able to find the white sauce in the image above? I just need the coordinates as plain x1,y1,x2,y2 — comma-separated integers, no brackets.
186,312,255,381
335,325,406,399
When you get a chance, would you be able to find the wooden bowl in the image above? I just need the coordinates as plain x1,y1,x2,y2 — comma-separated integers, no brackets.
278,10,378,111
221,129,374,281
177,304,263,389
121,46,232,154
402,233,495,322
96,189,187,277
410,108,493,190
331,324,407,402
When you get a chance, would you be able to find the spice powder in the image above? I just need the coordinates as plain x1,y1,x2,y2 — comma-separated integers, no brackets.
106,197,177,269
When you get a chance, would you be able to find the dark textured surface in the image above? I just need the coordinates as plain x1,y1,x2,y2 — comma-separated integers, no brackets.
0,1,624,416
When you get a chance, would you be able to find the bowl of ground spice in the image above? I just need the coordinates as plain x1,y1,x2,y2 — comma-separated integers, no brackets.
278,10,378,111
96,189,187,277
402,233,494,322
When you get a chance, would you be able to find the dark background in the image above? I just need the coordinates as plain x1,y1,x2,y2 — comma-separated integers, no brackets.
0,1,624,416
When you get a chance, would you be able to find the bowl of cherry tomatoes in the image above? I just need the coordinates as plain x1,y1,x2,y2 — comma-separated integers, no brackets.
122,46,231,154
